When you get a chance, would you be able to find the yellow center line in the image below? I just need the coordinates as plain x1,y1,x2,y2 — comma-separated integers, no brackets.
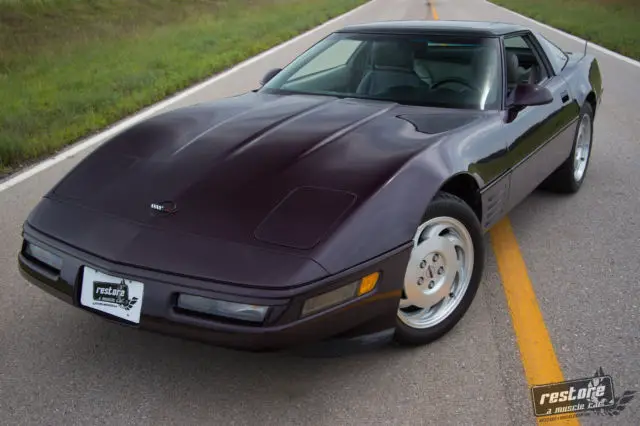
428,0,439,20
490,219,580,425
426,3,580,425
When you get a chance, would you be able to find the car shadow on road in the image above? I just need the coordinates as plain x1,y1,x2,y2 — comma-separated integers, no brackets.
57,308,413,388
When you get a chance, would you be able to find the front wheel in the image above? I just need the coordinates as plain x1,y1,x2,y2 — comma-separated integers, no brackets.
394,192,485,346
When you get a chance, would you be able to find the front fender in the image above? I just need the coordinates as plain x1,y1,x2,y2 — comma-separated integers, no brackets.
312,147,467,274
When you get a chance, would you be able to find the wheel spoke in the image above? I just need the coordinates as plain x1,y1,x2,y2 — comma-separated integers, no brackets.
398,298,412,309
444,234,465,273
424,223,449,240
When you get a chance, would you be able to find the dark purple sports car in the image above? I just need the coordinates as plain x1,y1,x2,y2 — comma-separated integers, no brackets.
18,20,602,352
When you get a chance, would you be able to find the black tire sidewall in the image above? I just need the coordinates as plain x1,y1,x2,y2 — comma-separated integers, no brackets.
394,192,485,346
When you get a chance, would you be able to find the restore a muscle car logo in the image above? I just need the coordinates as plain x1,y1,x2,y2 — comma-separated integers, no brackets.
150,201,178,214
532,368,636,422
93,280,139,311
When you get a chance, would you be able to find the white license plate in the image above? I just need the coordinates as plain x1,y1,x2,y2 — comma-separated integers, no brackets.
80,267,144,324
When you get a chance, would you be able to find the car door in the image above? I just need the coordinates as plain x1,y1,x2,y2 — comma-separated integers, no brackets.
502,32,578,211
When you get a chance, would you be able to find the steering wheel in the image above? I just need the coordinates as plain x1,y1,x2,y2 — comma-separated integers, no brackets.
430,77,480,93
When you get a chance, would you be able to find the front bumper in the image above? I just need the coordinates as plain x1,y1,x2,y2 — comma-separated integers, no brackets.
18,223,411,352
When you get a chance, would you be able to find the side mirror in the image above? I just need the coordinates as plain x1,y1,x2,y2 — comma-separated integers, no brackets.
510,83,554,108
260,68,282,86
505,83,554,122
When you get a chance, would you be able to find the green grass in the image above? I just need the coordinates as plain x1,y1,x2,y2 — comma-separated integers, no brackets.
491,0,639,60
0,0,368,175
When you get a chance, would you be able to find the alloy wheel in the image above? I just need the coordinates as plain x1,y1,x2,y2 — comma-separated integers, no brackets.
398,216,474,329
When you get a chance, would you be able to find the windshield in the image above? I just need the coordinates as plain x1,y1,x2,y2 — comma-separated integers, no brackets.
261,32,502,110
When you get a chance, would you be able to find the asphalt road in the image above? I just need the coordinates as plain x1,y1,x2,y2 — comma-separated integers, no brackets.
1,0,639,424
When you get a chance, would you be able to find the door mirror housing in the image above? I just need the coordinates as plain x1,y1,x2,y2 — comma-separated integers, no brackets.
260,68,282,86
510,83,554,108
505,83,554,122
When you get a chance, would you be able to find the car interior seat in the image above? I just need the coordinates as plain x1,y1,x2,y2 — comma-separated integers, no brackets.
356,41,425,95
505,51,520,95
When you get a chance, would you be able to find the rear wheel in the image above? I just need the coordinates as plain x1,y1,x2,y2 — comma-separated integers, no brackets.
394,192,485,346
540,102,594,193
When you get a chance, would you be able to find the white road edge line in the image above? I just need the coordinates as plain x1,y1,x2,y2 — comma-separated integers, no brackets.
485,0,640,68
0,0,376,194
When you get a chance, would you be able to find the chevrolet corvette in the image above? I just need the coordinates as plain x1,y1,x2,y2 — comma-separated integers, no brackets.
18,20,603,352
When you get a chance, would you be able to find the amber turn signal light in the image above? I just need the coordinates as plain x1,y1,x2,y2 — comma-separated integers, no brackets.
358,272,379,296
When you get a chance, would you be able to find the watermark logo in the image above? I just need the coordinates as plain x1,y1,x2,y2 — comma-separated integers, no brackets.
93,280,139,311
532,367,636,421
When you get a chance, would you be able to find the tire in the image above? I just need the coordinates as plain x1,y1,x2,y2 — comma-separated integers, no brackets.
540,102,594,193
394,192,485,346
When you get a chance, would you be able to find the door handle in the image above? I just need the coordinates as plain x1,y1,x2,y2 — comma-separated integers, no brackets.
561,91,570,103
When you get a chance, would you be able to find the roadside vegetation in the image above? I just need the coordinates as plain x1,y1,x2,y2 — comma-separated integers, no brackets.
0,0,367,176
491,0,639,60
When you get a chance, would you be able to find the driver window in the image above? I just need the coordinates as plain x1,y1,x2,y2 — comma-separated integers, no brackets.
503,34,548,94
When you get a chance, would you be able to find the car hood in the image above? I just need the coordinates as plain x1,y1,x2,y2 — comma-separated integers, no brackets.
31,92,484,287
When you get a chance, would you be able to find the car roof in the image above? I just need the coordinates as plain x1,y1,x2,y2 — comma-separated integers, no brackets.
337,19,529,37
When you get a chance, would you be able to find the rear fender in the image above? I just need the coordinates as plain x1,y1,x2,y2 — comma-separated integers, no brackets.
564,55,603,112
